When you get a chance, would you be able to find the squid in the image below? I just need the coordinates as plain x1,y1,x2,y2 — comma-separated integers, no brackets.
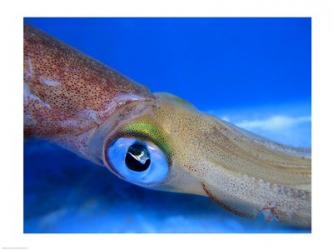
24,24,311,228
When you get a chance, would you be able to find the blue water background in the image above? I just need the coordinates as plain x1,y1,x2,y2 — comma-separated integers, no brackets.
24,18,311,233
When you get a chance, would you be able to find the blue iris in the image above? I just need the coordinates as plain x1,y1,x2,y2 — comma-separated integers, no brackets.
106,137,169,186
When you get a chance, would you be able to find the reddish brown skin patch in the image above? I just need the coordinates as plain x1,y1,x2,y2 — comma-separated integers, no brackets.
260,202,280,222
24,25,155,152
201,183,253,218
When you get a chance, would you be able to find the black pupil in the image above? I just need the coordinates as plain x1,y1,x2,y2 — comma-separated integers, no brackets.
125,142,151,172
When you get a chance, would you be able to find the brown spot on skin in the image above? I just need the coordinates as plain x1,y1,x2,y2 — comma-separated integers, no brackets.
23,25,311,228
201,183,253,218
185,164,198,173
24,25,155,156
260,203,280,222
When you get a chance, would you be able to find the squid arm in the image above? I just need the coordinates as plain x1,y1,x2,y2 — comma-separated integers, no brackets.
24,25,311,228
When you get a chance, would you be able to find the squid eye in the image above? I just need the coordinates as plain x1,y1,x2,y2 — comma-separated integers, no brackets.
105,137,169,186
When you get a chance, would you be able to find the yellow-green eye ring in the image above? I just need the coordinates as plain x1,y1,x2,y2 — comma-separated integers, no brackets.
104,120,171,187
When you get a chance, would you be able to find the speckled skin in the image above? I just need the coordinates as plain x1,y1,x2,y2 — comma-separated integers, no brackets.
24,25,311,228
146,95,311,227
24,25,156,162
